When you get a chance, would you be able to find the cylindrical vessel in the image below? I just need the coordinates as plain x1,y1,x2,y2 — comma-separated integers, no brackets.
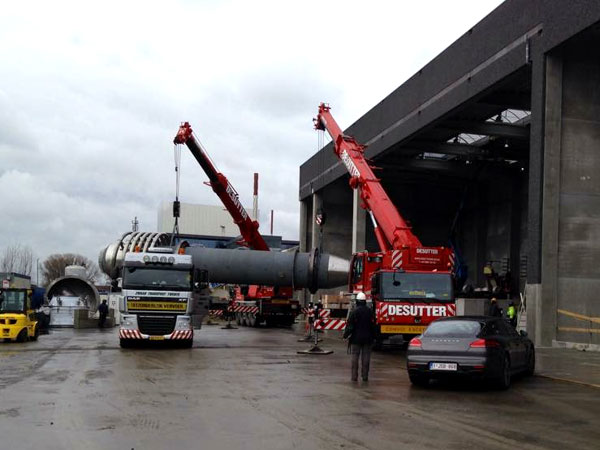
99,233,349,293
186,247,348,293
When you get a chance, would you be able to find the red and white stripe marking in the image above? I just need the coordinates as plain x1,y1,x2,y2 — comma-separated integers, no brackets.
119,329,143,339
391,250,403,268
232,305,259,314
170,330,193,340
301,308,331,318
447,303,456,316
314,318,346,330
209,309,223,317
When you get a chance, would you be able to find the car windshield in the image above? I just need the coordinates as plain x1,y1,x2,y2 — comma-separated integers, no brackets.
123,267,192,291
0,290,26,312
378,272,452,301
423,320,482,338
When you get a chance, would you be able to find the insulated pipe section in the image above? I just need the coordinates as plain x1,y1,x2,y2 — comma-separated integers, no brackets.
186,247,349,293
98,231,175,279
99,232,349,292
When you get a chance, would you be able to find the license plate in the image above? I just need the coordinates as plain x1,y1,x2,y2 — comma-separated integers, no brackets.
430,362,457,371
149,336,165,341
380,325,426,334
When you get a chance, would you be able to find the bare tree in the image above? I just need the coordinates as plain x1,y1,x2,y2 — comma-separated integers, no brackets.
0,244,34,276
42,253,101,286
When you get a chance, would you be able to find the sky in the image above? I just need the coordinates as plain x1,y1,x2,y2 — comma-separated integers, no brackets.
0,0,504,269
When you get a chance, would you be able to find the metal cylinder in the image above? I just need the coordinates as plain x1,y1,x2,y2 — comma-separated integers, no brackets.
186,247,348,293
98,231,173,279
99,233,349,293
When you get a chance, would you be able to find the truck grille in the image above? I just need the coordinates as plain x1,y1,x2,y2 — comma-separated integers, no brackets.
137,315,176,335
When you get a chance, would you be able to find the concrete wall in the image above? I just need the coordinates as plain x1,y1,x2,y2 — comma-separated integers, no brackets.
552,49,600,345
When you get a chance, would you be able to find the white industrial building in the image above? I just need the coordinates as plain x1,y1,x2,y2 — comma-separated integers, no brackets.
157,201,255,236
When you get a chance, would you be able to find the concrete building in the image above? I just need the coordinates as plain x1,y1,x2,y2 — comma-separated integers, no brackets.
158,201,298,251
299,0,600,348
157,201,255,237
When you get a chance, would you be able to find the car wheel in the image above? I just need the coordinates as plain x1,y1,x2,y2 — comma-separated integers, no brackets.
525,347,535,376
17,329,28,343
495,354,511,390
409,372,429,387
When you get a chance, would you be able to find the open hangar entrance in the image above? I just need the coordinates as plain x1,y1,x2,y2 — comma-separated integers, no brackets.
299,2,600,348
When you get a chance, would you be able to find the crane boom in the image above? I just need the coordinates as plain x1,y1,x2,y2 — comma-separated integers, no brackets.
314,103,421,252
173,122,270,251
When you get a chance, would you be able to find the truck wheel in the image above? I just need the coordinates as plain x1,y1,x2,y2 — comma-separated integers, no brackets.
236,313,242,326
17,329,28,343
248,314,256,327
373,337,384,351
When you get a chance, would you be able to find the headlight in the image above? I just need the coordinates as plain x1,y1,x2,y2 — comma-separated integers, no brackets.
121,315,138,330
175,316,191,331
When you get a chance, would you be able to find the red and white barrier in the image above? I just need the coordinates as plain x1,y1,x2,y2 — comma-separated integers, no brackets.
314,318,346,331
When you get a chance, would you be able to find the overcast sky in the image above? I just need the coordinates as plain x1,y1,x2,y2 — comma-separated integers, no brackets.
0,0,503,270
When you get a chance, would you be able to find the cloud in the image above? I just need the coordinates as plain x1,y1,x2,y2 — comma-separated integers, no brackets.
0,0,503,266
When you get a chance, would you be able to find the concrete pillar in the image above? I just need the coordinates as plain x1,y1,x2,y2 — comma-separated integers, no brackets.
351,188,366,253
299,199,308,253
311,192,323,251
538,53,562,346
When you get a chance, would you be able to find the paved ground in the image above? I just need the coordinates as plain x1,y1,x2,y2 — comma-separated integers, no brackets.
0,325,599,450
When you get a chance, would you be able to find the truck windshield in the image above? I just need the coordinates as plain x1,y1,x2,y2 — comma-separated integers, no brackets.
377,272,452,301
0,291,26,312
122,267,192,291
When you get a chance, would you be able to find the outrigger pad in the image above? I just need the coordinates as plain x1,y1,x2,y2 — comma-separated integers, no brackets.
297,335,322,342
297,345,333,355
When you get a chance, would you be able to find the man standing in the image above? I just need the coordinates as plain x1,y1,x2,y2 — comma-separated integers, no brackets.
507,301,517,327
98,299,109,328
488,297,502,317
343,292,375,382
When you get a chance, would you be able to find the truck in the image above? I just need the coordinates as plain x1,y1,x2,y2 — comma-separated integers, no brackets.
314,103,455,346
0,273,40,342
173,122,300,327
117,248,209,348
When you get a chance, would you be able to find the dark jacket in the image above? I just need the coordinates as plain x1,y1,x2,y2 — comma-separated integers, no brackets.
98,302,109,316
488,302,502,317
343,304,376,345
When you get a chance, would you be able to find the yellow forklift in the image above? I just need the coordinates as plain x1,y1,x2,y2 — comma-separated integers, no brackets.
0,288,39,342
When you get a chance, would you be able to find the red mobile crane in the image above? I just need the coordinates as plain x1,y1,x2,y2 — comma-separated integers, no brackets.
174,122,299,327
314,104,456,343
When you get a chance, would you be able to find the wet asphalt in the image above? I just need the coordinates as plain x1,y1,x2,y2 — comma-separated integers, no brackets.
0,325,598,450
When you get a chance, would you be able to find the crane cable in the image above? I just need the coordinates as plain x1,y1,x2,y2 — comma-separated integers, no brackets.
170,143,182,246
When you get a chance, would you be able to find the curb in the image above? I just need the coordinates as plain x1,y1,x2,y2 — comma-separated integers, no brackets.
534,373,600,389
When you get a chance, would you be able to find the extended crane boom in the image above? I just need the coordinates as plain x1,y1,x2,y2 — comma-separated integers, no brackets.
314,103,421,252
313,103,455,344
174,122,270,251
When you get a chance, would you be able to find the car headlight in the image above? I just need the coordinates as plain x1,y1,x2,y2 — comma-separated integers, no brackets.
121,315,138,330
175,316,191,331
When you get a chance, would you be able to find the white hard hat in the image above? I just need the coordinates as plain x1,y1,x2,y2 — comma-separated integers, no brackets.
356,292,367,301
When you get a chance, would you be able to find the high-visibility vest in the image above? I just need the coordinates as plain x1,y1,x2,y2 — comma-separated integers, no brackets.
507,305,516,319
